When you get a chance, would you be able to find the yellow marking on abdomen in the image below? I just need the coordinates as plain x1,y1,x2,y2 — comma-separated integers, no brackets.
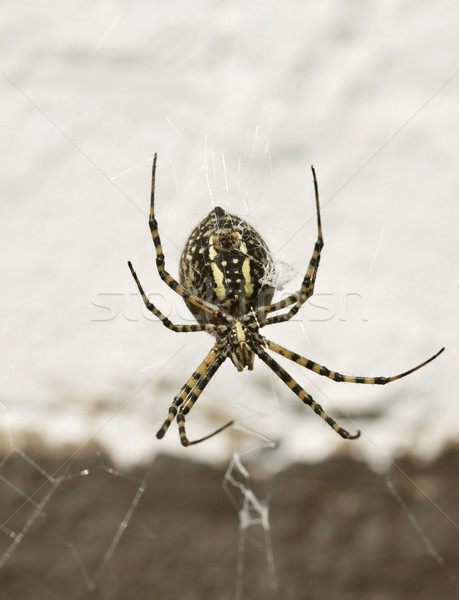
210,262,226,301
209,239,218,260
242,257,254,298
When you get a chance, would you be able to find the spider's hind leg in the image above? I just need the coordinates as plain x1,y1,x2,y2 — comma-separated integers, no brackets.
146,154,231,324
260,165,324,326
147,155,198,298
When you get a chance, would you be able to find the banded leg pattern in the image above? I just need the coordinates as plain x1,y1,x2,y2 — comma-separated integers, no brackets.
128,261,215,333
147,154,232,323
156,345,230,445
254,344,360,440
265,339,445,384
260,166,324,326
156,346,220,439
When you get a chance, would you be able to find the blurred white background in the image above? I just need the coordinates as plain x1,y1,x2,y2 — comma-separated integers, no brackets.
1,0,458,467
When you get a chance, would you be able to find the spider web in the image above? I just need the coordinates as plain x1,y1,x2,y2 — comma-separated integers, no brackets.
222,426,278,600
1,131,457,600
2,406,459,599
2,0,458,591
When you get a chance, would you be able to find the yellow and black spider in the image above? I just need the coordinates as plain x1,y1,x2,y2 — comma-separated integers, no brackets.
128,154,444,446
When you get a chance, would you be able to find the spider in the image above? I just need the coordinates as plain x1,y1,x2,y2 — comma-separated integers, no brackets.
128,154,444,447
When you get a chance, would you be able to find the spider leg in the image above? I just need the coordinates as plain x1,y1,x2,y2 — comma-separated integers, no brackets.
254,343,359,439
156,345,221,438
177,414,234,447
265,339,445,384
148,154,232,324
128,260,215,333
258,165,323,325
177,349,233,446
156,345,230,445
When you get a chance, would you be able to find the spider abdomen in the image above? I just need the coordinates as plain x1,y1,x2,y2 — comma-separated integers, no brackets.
179,206,274,323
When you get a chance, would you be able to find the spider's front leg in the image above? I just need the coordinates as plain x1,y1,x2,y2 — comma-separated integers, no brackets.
156,344,231,446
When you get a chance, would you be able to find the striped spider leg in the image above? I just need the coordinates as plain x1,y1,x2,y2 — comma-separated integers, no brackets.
128,153,233,327
156,342,233,446
255,337,444,438
260,165,323,328
264,339,445,386
130,251,235,443
243,331,444,440
252,339,359,439
127,260,215,334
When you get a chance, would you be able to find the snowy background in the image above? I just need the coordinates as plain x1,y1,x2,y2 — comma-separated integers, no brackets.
1,0,458,469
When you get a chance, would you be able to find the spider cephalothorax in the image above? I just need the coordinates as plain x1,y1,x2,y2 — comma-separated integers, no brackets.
128,154,444,447
218,317,261,372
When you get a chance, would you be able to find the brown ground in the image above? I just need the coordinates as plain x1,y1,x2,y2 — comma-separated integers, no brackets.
0,447,458,600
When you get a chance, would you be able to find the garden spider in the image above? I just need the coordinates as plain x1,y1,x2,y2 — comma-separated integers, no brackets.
128,154,444,447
